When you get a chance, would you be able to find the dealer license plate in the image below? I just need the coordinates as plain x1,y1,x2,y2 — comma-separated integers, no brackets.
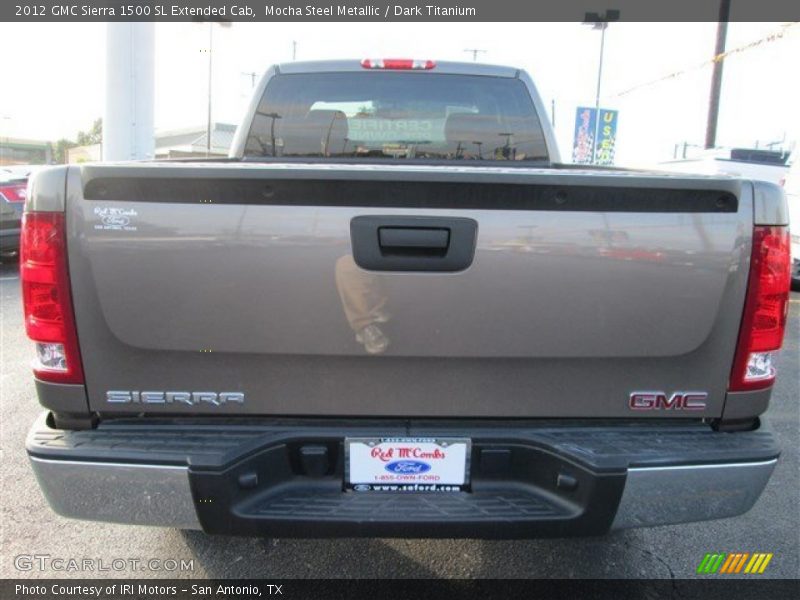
345,437,470,492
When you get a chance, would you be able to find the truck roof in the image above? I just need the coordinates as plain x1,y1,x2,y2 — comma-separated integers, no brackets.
275,59,520,78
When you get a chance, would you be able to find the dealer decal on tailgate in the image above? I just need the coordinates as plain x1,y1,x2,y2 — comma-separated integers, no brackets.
345,438,471,492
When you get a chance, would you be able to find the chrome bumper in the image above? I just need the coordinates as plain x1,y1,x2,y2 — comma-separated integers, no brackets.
29,456,202,530
27,412,779,534
29,454,776,532
612,459,777,529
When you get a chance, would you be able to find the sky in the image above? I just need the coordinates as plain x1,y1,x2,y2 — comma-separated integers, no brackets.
0,21,798,166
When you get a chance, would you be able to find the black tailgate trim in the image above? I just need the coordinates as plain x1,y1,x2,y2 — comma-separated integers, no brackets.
83,178,738,213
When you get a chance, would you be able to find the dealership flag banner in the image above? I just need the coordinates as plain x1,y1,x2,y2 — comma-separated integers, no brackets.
595,109,619,166
572,107,597,165
572,107,619,166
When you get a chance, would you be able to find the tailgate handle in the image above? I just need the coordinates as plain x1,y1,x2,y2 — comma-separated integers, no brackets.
351,216,477,272
378,227,450,252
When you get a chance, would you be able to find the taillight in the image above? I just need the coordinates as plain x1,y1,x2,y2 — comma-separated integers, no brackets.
0,183,27,203
729,226,791,391
360,58,436,70
20,212,84,384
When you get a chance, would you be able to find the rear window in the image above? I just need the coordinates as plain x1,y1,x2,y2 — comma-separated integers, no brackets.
243,72,549,164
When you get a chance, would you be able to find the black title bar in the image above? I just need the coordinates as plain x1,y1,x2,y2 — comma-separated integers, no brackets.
4,579,800,600
4,0,800,22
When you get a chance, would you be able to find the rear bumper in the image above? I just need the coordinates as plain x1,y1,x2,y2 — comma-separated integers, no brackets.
27,413,779,537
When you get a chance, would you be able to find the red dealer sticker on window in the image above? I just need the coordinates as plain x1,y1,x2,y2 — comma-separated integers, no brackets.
345,438,470,492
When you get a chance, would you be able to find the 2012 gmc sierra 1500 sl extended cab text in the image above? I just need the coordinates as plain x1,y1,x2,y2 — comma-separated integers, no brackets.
22,60,791,538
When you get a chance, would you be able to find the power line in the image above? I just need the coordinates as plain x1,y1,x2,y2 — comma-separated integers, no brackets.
613,21,799,99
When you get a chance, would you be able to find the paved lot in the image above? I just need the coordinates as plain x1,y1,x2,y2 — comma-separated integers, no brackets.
1,259,798,580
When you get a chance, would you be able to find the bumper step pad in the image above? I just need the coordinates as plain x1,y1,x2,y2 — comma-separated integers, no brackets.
250,489,571,521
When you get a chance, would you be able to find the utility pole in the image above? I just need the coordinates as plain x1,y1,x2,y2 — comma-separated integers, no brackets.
705,0,731,149
583,9,620,164
292,40,297,61
242,71,257,88
463,48,485,62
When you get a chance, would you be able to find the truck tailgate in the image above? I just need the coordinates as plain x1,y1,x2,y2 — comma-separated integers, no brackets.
66,164,750,418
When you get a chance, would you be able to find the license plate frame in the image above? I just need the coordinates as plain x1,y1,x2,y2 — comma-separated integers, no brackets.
345,437,471,492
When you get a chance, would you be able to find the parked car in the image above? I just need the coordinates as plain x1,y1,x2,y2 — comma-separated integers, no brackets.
781,161,800,289
2,164,44,179
22,60,790,538
0,173,27,260
659,147,791,186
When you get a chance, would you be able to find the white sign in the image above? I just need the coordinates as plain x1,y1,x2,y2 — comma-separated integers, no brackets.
346,437,470,491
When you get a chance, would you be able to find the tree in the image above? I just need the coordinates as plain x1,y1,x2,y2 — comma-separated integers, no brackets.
76,118,102,146
52,139,77,164
52,119,102,163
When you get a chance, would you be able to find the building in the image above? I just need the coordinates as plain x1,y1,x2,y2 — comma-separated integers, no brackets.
65,122,237,163
0,137,52,165
154,122,236,158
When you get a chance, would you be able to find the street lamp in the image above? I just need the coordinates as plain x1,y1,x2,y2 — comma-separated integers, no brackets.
583,9,619,164
194,18,231,156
